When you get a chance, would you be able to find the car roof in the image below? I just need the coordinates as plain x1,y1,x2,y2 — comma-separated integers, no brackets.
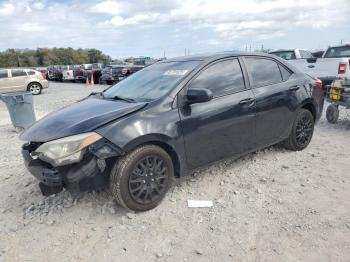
269,48,310,53
327,44,350,48
161,51,278,63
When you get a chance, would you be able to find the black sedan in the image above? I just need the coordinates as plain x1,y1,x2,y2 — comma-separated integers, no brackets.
20,52,324,211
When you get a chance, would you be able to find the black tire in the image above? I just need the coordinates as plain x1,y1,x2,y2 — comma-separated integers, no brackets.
28,82,42,95
326,104,339,124
110,145,173,211
283,109,314,151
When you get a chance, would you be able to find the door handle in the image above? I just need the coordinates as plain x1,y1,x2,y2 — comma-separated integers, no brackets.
308,65,315,68
289,86,300,92
239,98,255,106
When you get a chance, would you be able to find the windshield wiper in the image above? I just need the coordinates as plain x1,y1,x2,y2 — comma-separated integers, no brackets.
107,95,136,103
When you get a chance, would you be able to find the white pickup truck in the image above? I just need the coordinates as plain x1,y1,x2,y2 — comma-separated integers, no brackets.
270,45,350,86
62,65,86,83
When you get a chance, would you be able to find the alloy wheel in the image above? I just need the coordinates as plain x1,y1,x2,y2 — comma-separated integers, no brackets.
128,155,169,204
30,84,41,95
295,115,313,147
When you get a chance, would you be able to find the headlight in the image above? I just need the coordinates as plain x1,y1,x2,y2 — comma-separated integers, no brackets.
35,132,102,166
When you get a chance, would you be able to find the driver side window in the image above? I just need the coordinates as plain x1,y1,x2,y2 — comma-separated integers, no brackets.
189,59,245,98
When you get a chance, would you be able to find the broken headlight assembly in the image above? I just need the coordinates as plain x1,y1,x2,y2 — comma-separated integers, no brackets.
34,132,102,166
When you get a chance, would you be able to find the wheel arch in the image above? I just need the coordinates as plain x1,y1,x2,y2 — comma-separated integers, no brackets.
27,81,42,91
122,134,182,178
300,99,316,121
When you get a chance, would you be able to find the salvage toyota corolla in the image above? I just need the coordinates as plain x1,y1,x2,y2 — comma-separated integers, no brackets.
20,52,324,211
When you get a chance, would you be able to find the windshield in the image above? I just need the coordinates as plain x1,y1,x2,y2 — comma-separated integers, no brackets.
270,51,296,60
324,46,350,58
103,60,201,102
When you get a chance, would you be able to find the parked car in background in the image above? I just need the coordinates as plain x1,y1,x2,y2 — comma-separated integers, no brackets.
269,49,314,60
62,65,86,82
270,45,350,86
0,68,49,95
91,63,105,84
20,52,324,211
99,64,125,84
119,65,145,81
47,65,63,82
62,65,75,81
100,64,145,84
81,64,93,72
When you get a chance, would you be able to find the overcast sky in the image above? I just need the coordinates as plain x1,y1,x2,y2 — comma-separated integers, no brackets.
0,0,349,58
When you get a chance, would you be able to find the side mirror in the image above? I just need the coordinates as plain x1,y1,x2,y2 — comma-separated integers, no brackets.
186,88,213,104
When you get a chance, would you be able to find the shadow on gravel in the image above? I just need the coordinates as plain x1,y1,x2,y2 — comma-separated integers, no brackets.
178,144,286,183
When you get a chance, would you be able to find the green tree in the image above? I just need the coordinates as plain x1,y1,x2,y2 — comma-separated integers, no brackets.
0,47,112,67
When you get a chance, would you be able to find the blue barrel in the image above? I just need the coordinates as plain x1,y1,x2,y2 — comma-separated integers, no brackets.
0,92,36,129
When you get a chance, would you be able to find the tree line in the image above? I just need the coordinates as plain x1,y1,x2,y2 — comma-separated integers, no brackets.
0,48,112,68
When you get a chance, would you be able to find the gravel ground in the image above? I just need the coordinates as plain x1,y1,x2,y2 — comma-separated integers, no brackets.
0,82,350,262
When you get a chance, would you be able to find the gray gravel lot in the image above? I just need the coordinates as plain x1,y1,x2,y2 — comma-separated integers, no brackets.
1,82,350,262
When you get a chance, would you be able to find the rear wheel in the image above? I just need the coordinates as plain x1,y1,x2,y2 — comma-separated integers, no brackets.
28,82,42,95
110,145,173,211
326,104,339,124
283,109,314,151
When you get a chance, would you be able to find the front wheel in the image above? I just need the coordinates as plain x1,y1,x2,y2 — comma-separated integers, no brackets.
28,83,42,95
283,109,314,151
110,145,173,211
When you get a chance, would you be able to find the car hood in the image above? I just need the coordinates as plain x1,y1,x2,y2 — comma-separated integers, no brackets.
20,97,146,142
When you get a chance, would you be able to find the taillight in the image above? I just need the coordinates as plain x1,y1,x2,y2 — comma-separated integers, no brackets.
338,62,348,75
315,79,323,89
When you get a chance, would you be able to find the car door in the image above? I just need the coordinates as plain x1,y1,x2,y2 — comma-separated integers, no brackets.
243,56,299,148
0,69,11,93
178,58,256,170
10,69,28,92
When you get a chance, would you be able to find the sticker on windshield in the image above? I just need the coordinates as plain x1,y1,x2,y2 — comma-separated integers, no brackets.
163,70,188,76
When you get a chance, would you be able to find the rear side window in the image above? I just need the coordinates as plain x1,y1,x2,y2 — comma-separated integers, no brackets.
279,65,292,81
0,70,8,78
189,59,245,97
245,58,282,87
11,69,27,77
324,46,350,58
27,70,36,75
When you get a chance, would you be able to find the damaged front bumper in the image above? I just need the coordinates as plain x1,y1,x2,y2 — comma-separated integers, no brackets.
21,138,124,196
